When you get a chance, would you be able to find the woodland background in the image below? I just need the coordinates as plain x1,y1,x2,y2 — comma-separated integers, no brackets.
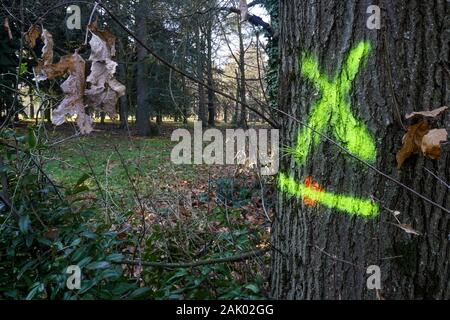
0,0,449,300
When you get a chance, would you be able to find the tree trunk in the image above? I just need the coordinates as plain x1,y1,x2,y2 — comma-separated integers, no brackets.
29,87,34,119
118,38,128,129
224,103,228,123
135,0,150,136
197,26,206,124
234,69,240,125
206,22,215,127
100,112,106,125
181,38,189,125
238,19,247,128
271,0,449,300
156,111,163,126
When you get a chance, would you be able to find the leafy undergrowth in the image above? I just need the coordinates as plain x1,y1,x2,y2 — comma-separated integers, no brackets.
37,123,274,299
0,128,147,299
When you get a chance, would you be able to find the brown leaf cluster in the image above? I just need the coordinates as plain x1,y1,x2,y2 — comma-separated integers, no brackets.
52,53,93,134
85,23,125,120
421,129,448,159
396,107,448,168
88,21,117,56
35,29,73,81
33,25,126,134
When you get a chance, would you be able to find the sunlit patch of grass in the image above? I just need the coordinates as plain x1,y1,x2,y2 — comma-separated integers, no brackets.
45,132,175,207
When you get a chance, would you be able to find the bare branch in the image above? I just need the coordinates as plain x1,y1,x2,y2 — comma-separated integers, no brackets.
115,248,269,269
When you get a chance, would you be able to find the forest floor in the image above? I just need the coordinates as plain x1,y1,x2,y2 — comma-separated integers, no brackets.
36,122,274,299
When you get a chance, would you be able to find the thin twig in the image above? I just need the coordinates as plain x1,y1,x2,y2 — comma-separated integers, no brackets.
115,248,269,269
84,2,99,45
423,167,450,190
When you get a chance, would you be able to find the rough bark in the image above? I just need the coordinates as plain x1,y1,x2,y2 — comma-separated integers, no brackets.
271,0,449,299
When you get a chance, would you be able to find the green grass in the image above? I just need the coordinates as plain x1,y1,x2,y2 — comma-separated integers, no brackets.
45,132,176,209
42,128,270,299
43,129,227,212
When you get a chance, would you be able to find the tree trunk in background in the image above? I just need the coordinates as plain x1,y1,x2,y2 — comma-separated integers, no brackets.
197,26,206,124
181,38,188,125
238,20,247,128
156,111,162,125
234,69,240,125
206,22,215,127
44,102,51,124
28,87,34,119
135,0,150,136
182,74,188,124
118,38,128,129
224,104,228,123
271,0,449,299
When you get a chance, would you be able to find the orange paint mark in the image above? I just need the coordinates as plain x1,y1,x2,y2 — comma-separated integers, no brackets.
303,176,325,206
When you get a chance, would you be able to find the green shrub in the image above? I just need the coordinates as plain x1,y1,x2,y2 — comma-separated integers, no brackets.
0,128,147,300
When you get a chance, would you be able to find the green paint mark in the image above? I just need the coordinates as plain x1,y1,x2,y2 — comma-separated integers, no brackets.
278,173,379,218
294,41,376,165
279,41,379,218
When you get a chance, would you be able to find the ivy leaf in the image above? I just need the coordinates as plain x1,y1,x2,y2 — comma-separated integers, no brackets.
27,127,37,149
244,284,260,294
86,261,111,270
19,215,31,233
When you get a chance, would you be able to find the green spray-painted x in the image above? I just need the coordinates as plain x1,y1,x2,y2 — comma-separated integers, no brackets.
279,41,379,218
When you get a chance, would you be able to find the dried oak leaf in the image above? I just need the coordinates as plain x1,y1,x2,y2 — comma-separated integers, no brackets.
40,29,54,65
392,223,422,236
35,55,74,81
88,20,117,56
396,121,429,169
43,228,59,241
405,106,448,120
85,31,125,120
4,18,13,40
421,129,448,160
24,24,41,48
34,29,73,81
52,53,93,135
